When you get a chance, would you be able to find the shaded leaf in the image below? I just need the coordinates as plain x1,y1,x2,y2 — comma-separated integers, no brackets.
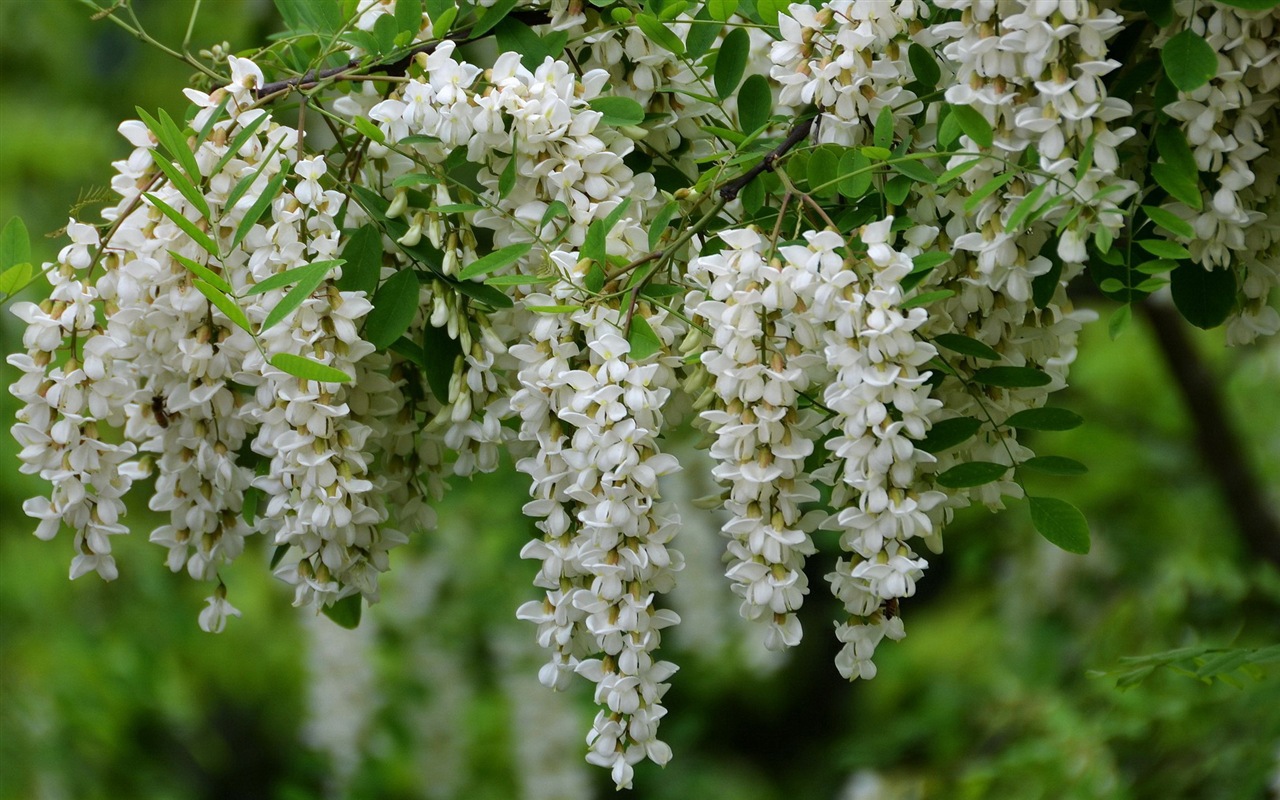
1003,407,1083,431
365,269,421,348
1029,496,1091,554
936,461,1010,488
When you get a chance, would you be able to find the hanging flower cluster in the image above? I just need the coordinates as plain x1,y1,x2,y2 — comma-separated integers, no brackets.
5,0,1279,788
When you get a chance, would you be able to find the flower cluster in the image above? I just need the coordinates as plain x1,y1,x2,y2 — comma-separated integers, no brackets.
7,0,1280,788
688,227,823,651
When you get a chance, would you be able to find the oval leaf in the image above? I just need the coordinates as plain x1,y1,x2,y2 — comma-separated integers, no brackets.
457,243,533,281
949,104,993,148
1170,261,1235,329
934,333,1001,361
1028,496,1091,554
628,315,662,361
588,96,646,127
1003,407,1083,431
919,417,983,454
936,461,1010,489
714,28,749,101
0,216,31,270
971,366,1052,388
1020,456,1088,476
321,594,363,629
1162,29,1218,93
364,269,421,348
738,74,772,134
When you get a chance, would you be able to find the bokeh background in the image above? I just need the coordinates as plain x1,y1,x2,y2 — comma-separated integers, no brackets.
2,3,1278,799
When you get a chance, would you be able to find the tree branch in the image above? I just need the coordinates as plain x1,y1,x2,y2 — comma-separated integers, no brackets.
718,116,816,203
1141,297,1280,570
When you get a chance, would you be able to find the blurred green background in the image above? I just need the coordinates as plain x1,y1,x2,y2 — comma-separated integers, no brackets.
2,3,1278,799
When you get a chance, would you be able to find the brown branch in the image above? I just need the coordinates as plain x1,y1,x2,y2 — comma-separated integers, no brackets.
718,115,816,203
253,11,552,99
1141,297,1280,569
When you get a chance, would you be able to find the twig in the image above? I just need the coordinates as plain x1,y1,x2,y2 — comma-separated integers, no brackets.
718,116,816,202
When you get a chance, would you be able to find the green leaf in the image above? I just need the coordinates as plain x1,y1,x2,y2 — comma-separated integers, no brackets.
589,96,646,127
194,92,231,149
484,273,557,287
1137,238,1191,260
394,0,423,34
1099,278,1125,293
873,105,895,149
0,263,32,296
193,279,252,333
938,110,962,148
936,461,1010,489
738,74,772,134
541,200,571,230
149,152,211,220
260,261,340,332
1162,29,1218,93
494,19,568,70
421,321,463,399
245,259,341,297
1134,277,1169,293
628,315,662,360
146,193,220,257
964,173,1014,212
457,243,533,282
838,149,873,199
1003,407,1083,431
1019,456,1088,476
685,8,722,60
708,0,738,20
336,225,384,297
267,543,287,569
1152,156,1202,211
754,0,787,25
860,145,892,161
0,216,31,270
908,43,940,88
640,283,684,299
648,200,679,250
808,145,841,199
1142,205,1195,239
270,352,353,383
934,333,1001,361
949,104,994,148
499,152,517,199
885,174,912,206
212,110,270,179
1028,496,1091,554
364,269,421,348
1155,125,1198,174
470,0,520,37
938,158,983,184
635,13,684,55
321,594,363,629
170,250,231,294
971,366,1052,388
1109,303,1132,341
918,417,983,454
525,303,583,313
233,169,289,249
1005,181,1049,233
1145,0,1174,25
354,115,386,144
1170,261,1235,329
901,289,954,309
714,28,749,101
451,279,513,309
892,157,936,184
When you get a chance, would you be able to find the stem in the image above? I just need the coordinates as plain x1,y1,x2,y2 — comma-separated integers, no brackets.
718,116,816,203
